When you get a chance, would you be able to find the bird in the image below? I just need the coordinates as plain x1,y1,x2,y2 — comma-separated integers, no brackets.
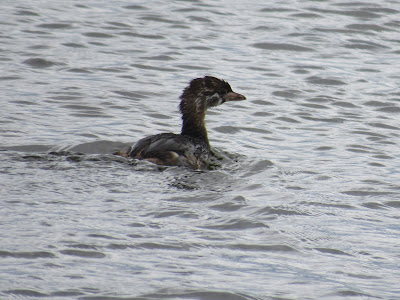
120,76,246,169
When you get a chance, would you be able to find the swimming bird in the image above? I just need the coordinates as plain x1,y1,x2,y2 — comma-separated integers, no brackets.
122,76,246,169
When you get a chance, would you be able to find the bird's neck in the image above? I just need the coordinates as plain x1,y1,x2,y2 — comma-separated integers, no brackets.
181,109,209,144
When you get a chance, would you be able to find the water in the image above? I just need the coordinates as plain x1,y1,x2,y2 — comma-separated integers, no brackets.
1,0,400,299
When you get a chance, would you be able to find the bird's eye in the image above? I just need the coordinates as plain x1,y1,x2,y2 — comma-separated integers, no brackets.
203,90,216,96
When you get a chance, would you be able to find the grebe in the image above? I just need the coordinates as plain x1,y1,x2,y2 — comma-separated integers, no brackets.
123,76,246,169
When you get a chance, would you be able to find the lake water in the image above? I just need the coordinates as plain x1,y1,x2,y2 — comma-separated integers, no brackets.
1,0,400,299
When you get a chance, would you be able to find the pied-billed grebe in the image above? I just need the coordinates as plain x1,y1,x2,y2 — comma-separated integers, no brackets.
124,76,246,169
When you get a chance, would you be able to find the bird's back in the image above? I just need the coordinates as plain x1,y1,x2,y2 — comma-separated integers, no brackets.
128,133,210,169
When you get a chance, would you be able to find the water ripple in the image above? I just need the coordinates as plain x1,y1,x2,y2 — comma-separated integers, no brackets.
2,0,400,299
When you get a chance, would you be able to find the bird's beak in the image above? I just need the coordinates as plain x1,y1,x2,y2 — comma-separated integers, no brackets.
224,91,246,101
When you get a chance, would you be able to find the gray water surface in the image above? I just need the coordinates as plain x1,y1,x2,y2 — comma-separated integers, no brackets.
1,0,400,299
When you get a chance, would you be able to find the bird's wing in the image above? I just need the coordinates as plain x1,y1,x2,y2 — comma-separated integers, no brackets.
128,133,191,158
